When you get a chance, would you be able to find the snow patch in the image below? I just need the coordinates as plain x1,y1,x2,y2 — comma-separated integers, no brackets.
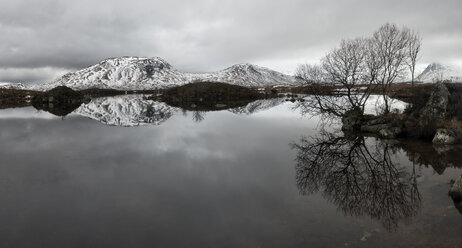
416,63,462,83
0,82,26,90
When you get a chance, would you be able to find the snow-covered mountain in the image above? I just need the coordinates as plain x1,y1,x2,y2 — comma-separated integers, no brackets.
34,56,301,91
416,63,462,83
195,63,300,88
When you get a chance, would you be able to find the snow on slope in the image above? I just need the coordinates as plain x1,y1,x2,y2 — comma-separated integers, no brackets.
34,57,301,91
416,63,462,83
0,82,26,90
36,57,188,91
194,63,300,88
73,95,178,126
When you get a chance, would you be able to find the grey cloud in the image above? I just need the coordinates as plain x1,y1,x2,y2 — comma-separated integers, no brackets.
0,67,70,83
0,0,461,83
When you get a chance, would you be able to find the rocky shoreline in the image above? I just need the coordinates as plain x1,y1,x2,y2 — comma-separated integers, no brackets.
342,82,461,145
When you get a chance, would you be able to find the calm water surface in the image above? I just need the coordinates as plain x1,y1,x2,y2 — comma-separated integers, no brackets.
0,95,461,248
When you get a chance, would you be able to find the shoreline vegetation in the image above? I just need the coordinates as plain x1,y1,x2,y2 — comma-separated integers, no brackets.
151,81,274,111
0,82,450,108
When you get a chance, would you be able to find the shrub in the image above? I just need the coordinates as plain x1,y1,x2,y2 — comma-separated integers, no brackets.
445,83,462,121
404,115,445,141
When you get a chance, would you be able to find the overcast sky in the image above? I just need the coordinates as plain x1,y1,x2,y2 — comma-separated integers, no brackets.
1,0,461,83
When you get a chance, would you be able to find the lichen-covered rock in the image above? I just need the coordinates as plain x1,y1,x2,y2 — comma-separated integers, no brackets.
432,128,457,145
449,176,462,201
379,127,402,139
420,82,449,119
342,108,363,131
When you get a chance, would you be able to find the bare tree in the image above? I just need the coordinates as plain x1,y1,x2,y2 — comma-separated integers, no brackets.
293,38,377,122
369,23,411,114
294,63,324,85
319,38,374,115
295,23,422,122
192,111,206,122
407,30,422,85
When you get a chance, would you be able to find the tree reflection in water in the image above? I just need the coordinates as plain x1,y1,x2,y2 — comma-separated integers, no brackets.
192,111,206,123
291,131,421,231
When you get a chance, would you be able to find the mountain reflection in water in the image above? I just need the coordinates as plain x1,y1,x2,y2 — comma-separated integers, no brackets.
74,95,177,126
40,94,287,126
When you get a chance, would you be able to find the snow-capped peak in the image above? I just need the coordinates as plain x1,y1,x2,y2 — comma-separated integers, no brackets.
188,62,301,88
416,63,462,83
32,56,302,91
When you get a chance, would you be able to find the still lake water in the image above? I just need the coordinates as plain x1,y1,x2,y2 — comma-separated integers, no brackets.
0,95,461,248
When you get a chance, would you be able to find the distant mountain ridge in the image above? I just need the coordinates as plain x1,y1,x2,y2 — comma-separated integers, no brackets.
0,82,26,90
416,63,462,83
12,59,462,90
32,56,301,91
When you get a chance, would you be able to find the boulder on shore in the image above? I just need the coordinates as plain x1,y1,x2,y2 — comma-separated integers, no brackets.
420,82,449,119
403,83,460,143
449,176,462,201
341,108,364,131
432,128,457,145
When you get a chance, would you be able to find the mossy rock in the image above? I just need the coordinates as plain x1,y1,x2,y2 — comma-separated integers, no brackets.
341,108,364,131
